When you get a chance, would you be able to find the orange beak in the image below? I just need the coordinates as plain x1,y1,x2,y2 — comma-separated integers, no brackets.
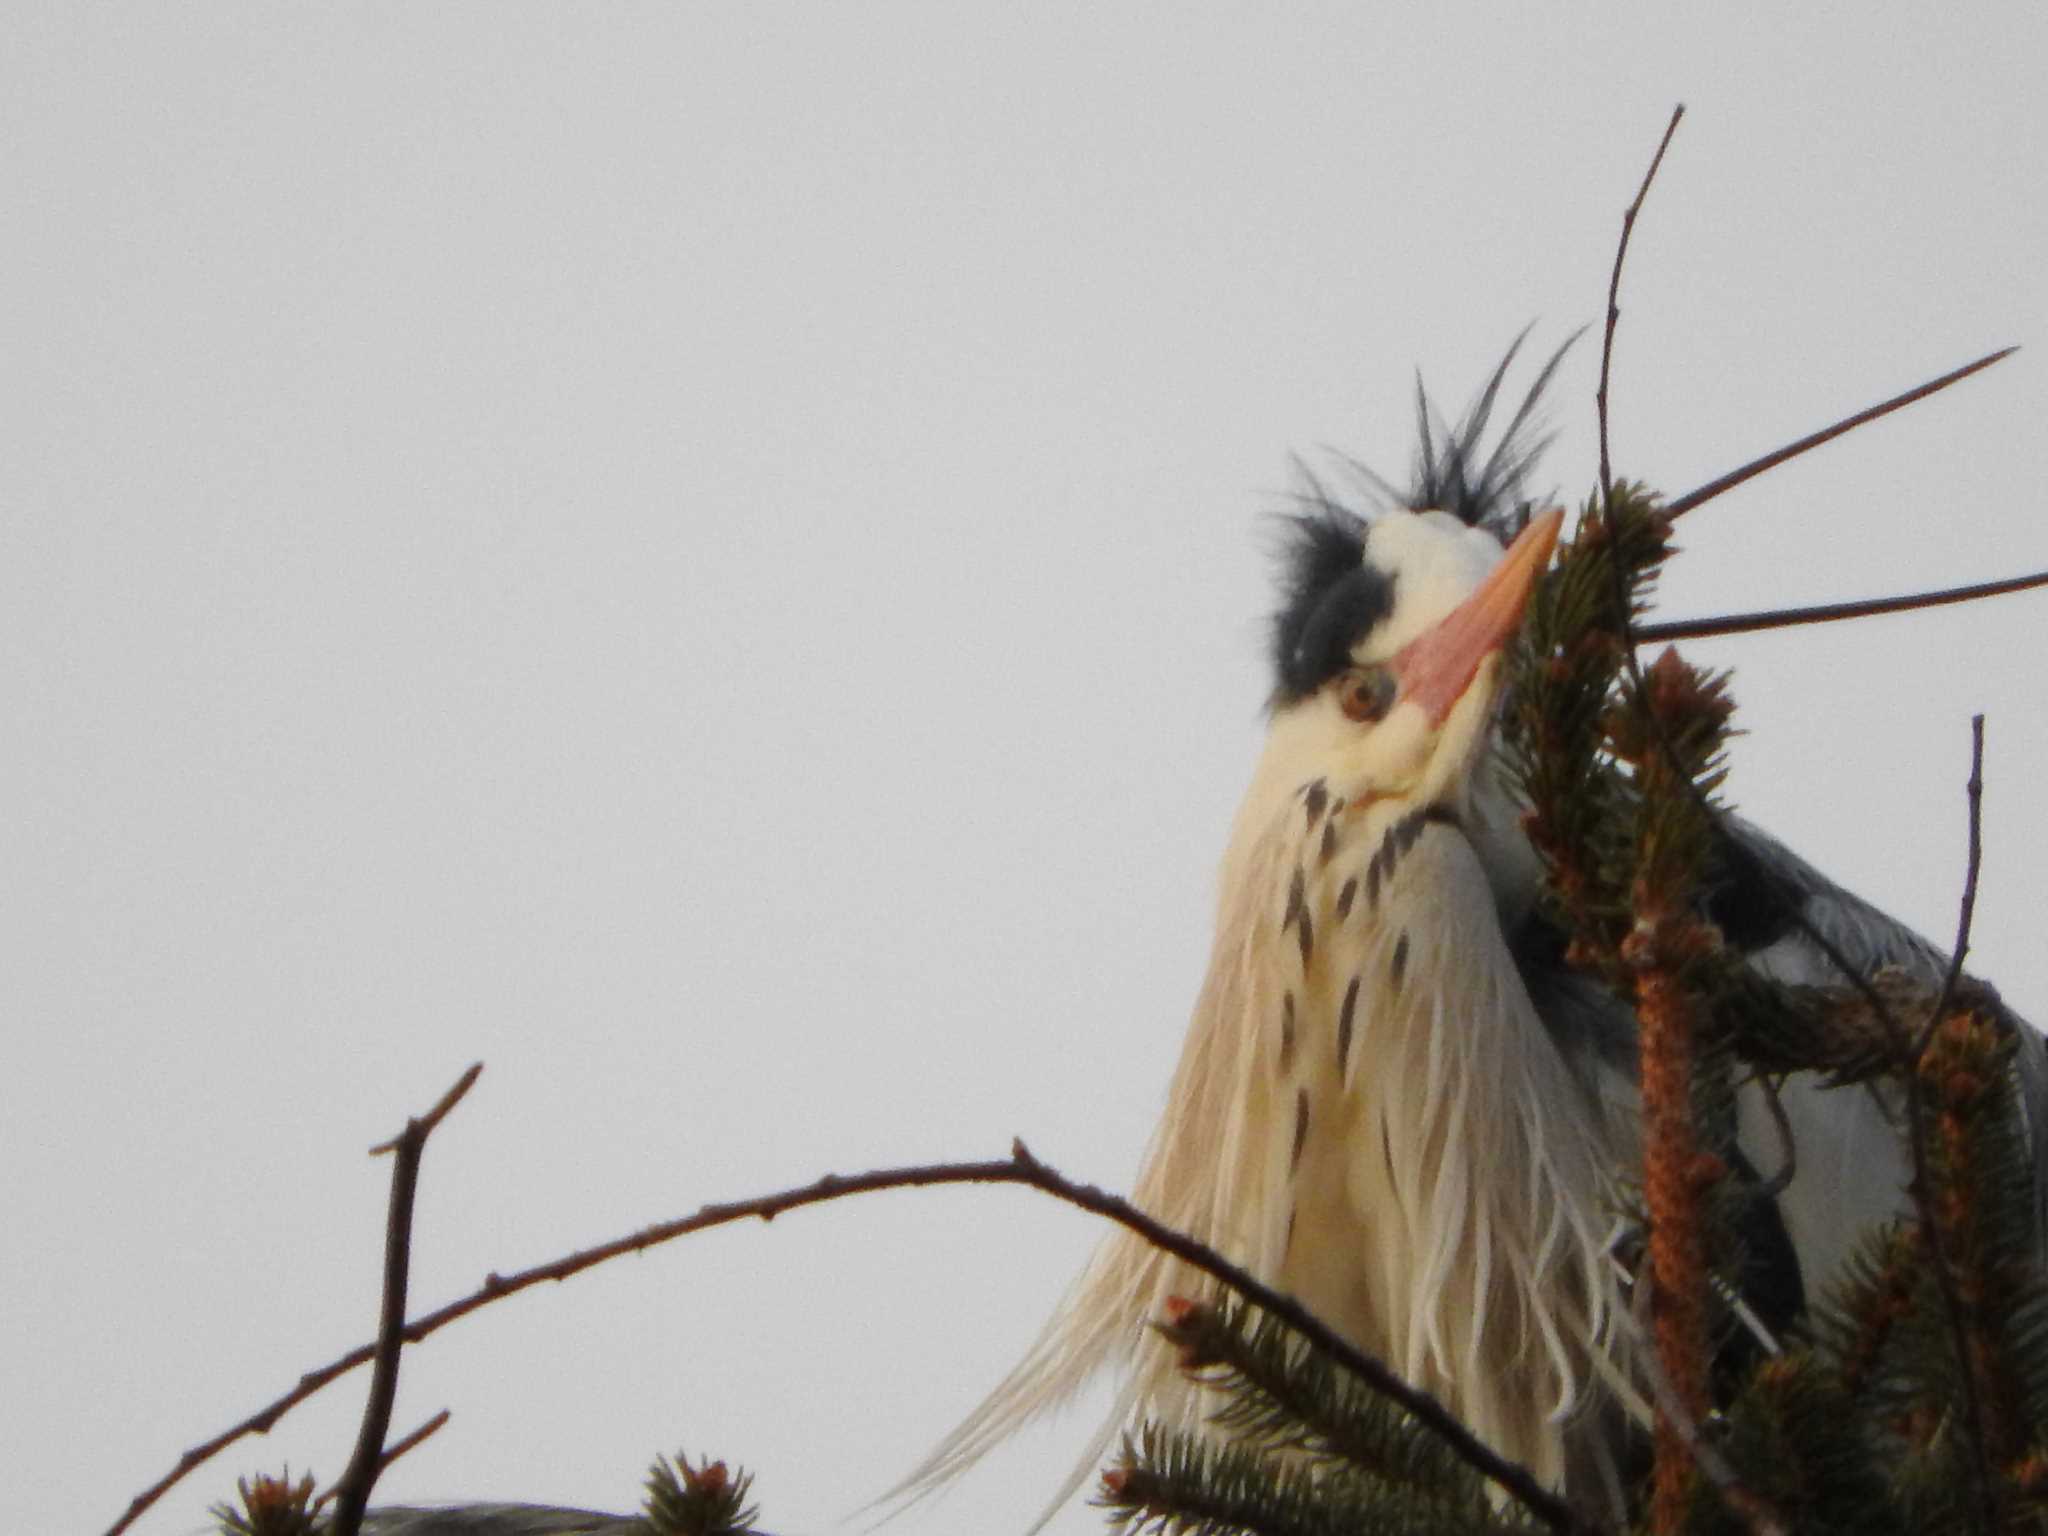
1387,506,1564,728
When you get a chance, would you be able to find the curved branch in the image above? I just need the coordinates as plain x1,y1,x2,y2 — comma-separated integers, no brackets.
1636,568,2048,644
1597,103,1685,499
107,1141,1592,1536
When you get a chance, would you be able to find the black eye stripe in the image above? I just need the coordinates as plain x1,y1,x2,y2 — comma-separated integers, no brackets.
1271,512,1396,703
1267,334,1573,708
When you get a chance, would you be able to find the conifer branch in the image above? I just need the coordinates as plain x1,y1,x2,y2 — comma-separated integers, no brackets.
1154,1297,1489,1509
212,1469,319,1536
1827,1226,1923,1401
1708,1352,1903,1533
1591,111,1753,1530
1627,1326,1788,1536
643,1451,761,1536
1099,1425,1527,1536
1896,717,1999,1531
1615,649,1732,1530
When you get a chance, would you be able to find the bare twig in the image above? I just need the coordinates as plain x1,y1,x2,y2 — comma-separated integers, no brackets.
1665,347,2016,520
1626,1288,1788,1536
108,1070,478,1536
1637,568,2048,644
107,1141,1595,1536
1896,716,1998,1533
376,1408,454,1473
313,1411,452,1514
330,1064,482,1536
1914,714,1987,1063
369,1063,482,1153
1748,1073,1797,1200
1598,104,1685,499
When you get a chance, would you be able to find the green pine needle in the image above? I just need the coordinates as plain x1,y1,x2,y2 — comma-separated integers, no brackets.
211,1469,320,1536
1153,1297,1488,1512
1099,1423,1532,1536
642,1451,759,1536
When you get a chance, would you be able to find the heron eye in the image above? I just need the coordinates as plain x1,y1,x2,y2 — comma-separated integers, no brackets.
1338,666,1397,724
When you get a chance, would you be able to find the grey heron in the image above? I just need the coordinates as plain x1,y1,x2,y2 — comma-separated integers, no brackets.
897,337,2048,1523
331,343,2042,1536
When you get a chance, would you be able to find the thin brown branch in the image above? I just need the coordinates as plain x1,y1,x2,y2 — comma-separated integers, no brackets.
1664,347,2016,520
375,1408,453,1477
1597,103,1684,498
330,1065,482,1536
369,1061,482,1153
1629,1306,1788,1536
1915,713,1987,1063
1749,1072,1797,1200
109,1075,479,1536
106,1142,1595,1536
1896,716,1997,1530
1637,568,2048,644
994,1142,1595,1533
314,1411,452,1514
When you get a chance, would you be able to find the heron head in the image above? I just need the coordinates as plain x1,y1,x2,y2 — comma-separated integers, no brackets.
1267,505,1562,814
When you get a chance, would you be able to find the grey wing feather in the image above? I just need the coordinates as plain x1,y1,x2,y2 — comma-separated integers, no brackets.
1715,815,1946,983
355,1506,644,1535
1717,816,2048,1255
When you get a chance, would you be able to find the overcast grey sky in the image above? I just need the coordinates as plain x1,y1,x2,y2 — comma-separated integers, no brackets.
7,7,2046,1535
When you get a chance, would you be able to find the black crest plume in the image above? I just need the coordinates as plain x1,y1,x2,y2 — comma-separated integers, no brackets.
1270,328,1579,704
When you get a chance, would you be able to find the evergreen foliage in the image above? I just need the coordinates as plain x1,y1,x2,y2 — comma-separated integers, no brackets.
642,1451,758,1536
213,1470,320,1536
1098,1421,1532,1536
1151,1296,1493,1510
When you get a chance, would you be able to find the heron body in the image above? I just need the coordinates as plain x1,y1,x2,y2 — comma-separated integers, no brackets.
910,505,1645,1514
1120,506,1640,1483
901,345,2046,1521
